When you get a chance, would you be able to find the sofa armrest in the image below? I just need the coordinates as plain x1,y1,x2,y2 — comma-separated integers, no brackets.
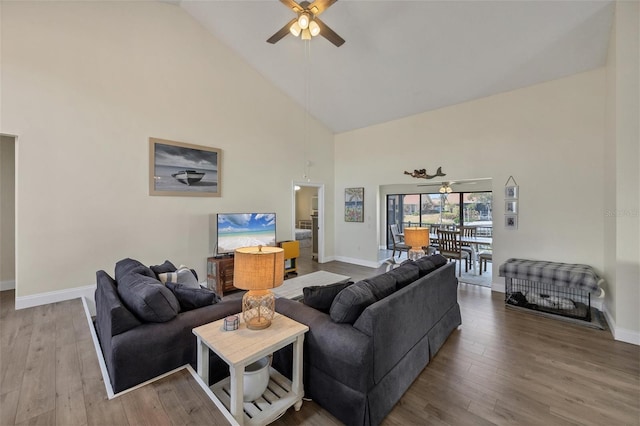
275,298,373,392
95,270,141,339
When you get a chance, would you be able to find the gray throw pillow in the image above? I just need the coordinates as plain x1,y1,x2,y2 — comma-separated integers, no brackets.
362,273,397,300
387,262,420,290
115,258,156,281
166,282,218,311
414,254,447,277
117,272,180,322
330,281,377,324
303,281,353,313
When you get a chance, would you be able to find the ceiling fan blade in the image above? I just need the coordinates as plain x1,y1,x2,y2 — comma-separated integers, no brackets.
417,177,492,187
314,17,345,47
267,18,298,44
308,0,337,15
417,182,446,187
280,0,304,13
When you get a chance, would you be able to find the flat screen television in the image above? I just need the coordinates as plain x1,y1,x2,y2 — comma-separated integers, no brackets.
216,213,277,255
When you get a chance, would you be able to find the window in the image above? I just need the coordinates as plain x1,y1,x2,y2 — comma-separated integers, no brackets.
386,191,492,248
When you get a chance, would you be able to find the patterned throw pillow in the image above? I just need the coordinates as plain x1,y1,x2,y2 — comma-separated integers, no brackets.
158,266,199,288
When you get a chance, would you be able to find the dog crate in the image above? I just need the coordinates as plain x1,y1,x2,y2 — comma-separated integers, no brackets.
499,258,603,323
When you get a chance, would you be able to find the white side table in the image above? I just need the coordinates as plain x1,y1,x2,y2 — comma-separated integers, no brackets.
193,314,309,426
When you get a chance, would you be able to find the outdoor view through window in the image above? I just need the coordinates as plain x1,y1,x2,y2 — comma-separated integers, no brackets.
387,191,493,249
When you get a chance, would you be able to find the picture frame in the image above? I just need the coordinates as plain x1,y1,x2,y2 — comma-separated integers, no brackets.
149,137,221,197
505,185,518,200
345,187,364,222
505,215,518,230
505,200,518,214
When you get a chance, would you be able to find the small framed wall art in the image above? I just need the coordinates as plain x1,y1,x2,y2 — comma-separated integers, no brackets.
345,187,364,222
504,175,519,229
149,137,221,197
505,200,518,214
505,215,518,230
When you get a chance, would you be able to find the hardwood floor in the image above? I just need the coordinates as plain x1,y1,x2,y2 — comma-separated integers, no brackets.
1,256,638,425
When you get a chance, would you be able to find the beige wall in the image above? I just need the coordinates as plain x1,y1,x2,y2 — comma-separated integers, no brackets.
0,136,16,283
1,1,335,298
335,69,607,278
603,0,640,340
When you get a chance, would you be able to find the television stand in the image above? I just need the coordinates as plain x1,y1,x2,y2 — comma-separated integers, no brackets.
207,256,237,297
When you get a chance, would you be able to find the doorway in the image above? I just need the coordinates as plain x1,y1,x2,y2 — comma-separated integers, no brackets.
0,135,16,291
292,182,324,263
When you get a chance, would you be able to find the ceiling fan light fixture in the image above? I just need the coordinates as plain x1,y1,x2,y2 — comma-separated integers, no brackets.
301,28,312,40
298,12,310,30
439,183,453,193
309,20,320,37
289,21,301,37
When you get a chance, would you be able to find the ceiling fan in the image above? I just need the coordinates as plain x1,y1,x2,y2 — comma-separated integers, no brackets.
267,0,345,47
417,178,492,193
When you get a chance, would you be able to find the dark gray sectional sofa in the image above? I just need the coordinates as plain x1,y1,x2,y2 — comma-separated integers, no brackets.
94,258,242,393
274,255,461,426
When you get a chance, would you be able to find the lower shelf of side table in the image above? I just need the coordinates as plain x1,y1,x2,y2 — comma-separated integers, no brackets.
210,367,302,426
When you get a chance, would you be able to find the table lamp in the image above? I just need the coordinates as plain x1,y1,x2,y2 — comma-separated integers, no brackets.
234,246,284,330
403,227,430,261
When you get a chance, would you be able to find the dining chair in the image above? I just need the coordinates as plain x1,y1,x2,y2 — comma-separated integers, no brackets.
389,224,410,259
458,225,477,259
437,229,469,276
479,250,492,275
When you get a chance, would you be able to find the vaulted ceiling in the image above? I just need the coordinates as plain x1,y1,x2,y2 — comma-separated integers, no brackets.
177,0,614,133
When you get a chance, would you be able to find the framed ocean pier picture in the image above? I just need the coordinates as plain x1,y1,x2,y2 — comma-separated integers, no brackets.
149,138,221,197
345,187,364,222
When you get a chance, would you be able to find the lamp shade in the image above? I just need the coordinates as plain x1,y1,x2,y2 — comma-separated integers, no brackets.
234,246,284,291
403,227,429,249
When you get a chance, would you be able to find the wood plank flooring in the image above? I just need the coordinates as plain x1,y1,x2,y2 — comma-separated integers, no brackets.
1,255,638,425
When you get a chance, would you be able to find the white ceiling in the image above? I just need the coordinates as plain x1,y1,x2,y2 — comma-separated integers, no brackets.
178,0,614,133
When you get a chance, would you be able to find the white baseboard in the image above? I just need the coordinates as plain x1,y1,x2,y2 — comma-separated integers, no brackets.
332,256,379,269
0,280,16,291
15,284,96,310
602,305,640,346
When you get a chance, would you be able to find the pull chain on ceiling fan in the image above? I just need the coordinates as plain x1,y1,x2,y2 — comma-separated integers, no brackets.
267,0,345,47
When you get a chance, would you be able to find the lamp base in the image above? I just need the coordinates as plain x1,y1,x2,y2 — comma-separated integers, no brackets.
242,290,276,330
408,248,426,261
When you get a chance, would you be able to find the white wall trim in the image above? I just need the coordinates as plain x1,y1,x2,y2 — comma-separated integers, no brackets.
602,304,640,346
0,280,15,291
333,256,379,269
15,283,96,310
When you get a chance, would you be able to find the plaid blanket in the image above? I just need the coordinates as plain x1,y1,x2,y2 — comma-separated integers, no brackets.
499,258,601,292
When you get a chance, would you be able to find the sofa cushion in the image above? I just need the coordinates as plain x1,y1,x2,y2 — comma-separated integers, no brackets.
386,262,420,290
414,254,447,277
329,281,377,324
150,260,177,279
362,273,397,300
117,272,180,322
158,266,199,288
303,281,353,313
166,282,218,311
115,258,155,281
